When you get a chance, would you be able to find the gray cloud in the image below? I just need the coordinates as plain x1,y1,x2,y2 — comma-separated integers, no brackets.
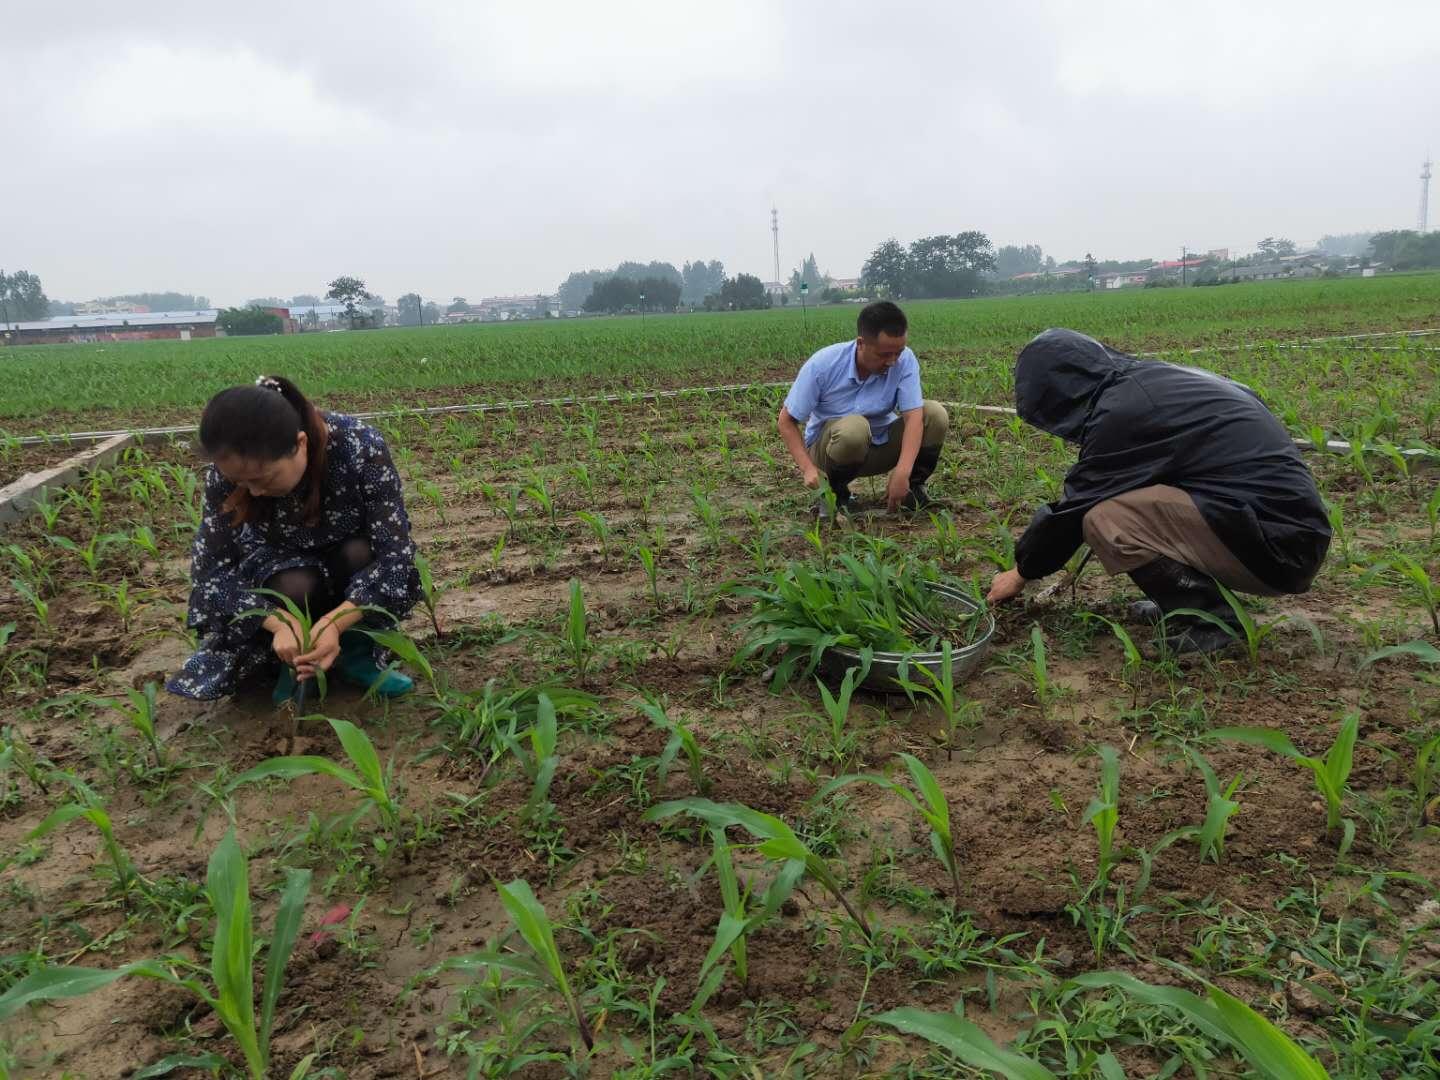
3,0,1436,304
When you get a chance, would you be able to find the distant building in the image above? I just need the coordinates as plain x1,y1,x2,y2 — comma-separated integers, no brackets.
74,300,150,315
0,310,218,346
261,308,300,334
828,277,861,291
444,295,557,322
1101,271,1150,289
763,280,787,297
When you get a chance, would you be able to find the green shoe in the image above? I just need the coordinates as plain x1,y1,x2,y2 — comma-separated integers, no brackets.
337,630,413,698
272,666,297,707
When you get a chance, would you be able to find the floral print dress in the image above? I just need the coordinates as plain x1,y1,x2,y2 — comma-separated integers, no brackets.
167,413,421,700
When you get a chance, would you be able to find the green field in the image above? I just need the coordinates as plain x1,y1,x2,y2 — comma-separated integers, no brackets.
4,274,1440,436
2,275,1440,1078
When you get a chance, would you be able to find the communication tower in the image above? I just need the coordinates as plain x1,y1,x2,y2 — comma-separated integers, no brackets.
771,207,781,284
1421,159,1433,233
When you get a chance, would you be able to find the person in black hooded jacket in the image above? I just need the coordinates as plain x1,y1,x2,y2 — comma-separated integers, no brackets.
986,328,1331,652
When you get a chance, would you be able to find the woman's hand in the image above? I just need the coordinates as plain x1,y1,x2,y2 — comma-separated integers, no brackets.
267,616,304,668
987,567,1028,605
295,620,343,681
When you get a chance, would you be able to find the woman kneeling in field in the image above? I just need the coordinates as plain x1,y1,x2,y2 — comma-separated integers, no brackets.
167,375,421,703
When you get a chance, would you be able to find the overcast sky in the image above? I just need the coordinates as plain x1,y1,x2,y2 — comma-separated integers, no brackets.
4,1,1438,306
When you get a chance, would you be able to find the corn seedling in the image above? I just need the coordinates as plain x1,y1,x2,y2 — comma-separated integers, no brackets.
636,545,661,611
29,775,141,899
812,655,873,768
1069,970,1331,1080
644,797,873,941
1080,612,1144,705
498,693,560,824
637,696,709,795
10,577,50,634
1171,583,1320,668
236,588,329,705
818,752,963,906
1376,554,1440,636
436,878,595,1053
1086,745,1121,891
576,510,612,566
415,478,447,523
525,476,559,531
1212,714,1358,850
364,625,436,688
1029,624,1052,713
896,642,978,759
114,681,167,775
1426,484,1440,549
1410,732,1440,828
1182,745,1242,864
414,552,445,640
561,578,595,683
129,524,162,561
0,829,314,1080
228,717,406,858
870,1007,1059,1080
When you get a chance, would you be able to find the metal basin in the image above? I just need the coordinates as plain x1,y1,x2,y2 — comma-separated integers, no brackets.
819,583,995,692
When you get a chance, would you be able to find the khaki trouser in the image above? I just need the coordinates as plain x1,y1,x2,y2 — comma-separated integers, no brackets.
1081,484,1278,596
809,401,950,476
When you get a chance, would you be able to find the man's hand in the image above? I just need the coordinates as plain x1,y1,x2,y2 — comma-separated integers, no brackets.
802,463,821,489
886,468,911,512
987,567,1028,605
295,620,343,681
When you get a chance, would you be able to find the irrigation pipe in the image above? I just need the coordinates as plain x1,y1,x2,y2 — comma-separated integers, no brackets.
11,381,794,447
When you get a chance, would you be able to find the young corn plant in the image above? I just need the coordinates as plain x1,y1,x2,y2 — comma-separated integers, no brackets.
813,656,873,769
236,588,329,706
1182,745,1243,865
644,798,874,941
576,510,612,566
1086,745,1121,891
499,693,561,824
0,829,314,1080
114,681,168,776
562,578,595,683
1069,971,1331,1080
414,552,445,640
870,1007,1059,1080
817,753,963,907
436,878,595,1054
636,544,662,611
1212,713,1359,851
227,717,408,859
28,776,141,900
1172,584,1320,668
1378,554,1440,636
1030,624,1052,714
1081,613,1145,706
896,642,979,760
637,696,709,795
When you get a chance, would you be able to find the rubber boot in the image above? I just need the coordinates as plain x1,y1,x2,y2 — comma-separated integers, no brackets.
900,446,942,511
1126,556,1240,655
336,630,414,697
272,665,298,707
814,463,861,519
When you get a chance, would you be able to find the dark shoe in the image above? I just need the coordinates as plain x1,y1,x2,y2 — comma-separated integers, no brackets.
1126,556,1240,653
899,485,934,512
812,492,857,520
1127,600,1162,624
336,630,413,697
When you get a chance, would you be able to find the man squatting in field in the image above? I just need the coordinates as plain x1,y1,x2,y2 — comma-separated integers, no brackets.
987,328,1331,653
168,376,422,702
777,300,950,516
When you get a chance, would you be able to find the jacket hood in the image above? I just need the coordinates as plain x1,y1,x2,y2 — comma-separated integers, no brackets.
1014,328,1139,442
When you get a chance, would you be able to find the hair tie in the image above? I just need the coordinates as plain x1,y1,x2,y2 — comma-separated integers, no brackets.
255,376,283,393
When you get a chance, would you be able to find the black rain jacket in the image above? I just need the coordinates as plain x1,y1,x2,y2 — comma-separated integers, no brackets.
1011,328,1330,593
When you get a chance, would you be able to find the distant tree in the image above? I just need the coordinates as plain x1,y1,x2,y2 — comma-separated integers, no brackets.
788,252,827,296
681,259,726,305
583,277,642,313
397,293,424,326
326,275,373,329
1370,230,1440,269
447,297,471,315
905,232,995,298
0,270,50,320
1254,237,1297,261
993,244,1045,279
423,302,441,324
245,296,286,309
47,299,77,317
107,291,209,311
712,273,770,311
614,261,682,286
217,306,284,336
861,238,911,296
289,294,321,307
636,276,681,312
1317,232,1374,258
